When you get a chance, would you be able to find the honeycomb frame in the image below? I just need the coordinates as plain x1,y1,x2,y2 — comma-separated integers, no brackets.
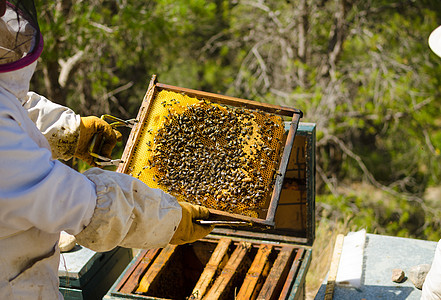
117,75,303,226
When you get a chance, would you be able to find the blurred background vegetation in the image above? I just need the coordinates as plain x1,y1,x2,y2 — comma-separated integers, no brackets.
31,0,441,296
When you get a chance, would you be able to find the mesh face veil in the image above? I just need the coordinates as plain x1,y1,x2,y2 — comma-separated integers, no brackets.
0,1,6,17
0,0,43,72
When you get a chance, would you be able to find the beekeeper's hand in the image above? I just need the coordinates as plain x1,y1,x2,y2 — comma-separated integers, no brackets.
74,116,122,166
169,202,214,245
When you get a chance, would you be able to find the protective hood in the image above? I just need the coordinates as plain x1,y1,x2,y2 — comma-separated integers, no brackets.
0,1,43,73
429,25,441,58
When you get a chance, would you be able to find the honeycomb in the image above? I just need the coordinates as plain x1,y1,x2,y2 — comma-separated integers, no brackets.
126,90,285,218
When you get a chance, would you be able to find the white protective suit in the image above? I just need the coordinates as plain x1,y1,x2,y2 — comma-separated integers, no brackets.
0,41,181,300
422,25,441,300
422,240,441,299
0,66,182,298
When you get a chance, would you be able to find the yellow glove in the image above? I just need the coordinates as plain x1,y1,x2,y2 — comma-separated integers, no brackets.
169,202,214,245
74,116,122,166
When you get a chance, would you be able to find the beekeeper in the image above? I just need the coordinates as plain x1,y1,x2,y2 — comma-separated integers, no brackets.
421,25,441,300
0,1,213,299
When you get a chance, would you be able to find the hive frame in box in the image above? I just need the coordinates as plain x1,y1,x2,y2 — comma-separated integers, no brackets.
117,75,303,227
105,237,312,300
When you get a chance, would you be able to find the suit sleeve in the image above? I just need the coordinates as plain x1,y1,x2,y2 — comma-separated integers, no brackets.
23,92,80,160
75,168,182,252
0,100,181,251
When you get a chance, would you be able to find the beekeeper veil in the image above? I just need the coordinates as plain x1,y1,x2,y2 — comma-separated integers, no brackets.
0,0,43,72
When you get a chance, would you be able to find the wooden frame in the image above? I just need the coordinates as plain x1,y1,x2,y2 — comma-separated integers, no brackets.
106,237,311,300
117,75,303,227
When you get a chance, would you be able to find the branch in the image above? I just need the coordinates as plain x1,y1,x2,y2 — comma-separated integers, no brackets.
90,21,114,33
327,134,424,203
423,128,438,155
251,47,270,89
104,81,134,99
240,0,283,30
58,50,85,88
101,82,134,118
320,0,350,78
317,163,339,197
200,31,226,54
297,0,308,87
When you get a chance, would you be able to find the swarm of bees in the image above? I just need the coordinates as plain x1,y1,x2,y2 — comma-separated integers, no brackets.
140,98,285,217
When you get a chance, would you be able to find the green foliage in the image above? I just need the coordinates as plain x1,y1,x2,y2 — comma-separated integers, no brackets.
30,0,441,240
33,0,231,116
317,188,441,241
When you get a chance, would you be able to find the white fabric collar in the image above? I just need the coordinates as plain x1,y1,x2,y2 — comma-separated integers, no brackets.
0,60,36,102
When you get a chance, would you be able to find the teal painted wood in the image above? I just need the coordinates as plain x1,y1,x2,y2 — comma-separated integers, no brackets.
59,247,132,300
297,122,316,132
59,246,123,288
288,248,312,300
59,287,84,300
284,122,316,246
303,123,316,246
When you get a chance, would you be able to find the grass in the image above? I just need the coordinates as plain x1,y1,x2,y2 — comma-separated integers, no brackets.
305,216,352,299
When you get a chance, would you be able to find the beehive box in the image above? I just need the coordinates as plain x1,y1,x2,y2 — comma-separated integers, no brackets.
116,75,303,227
58,245,133,300
105,120,315,300
106,239,310,300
